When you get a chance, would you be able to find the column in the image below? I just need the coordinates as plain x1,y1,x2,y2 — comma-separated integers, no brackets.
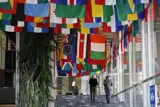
141,20,148,107
129,37,133,107
15,32,20,106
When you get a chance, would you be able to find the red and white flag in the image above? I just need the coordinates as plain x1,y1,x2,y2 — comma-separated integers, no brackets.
76,32,87,61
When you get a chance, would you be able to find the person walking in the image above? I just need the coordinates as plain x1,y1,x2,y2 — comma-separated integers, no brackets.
89,75,98,102
103,75,112,104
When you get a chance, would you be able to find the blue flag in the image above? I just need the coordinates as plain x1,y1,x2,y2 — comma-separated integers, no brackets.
25,3,49,17
84,23,102,28
55,0,88,5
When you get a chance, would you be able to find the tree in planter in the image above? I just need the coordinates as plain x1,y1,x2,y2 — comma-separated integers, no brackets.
18,33,56,107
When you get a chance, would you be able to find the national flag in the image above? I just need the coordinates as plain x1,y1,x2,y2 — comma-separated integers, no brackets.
0,0,8,2
116,0,145,21
95,0,116,5
91,0,103,17
90,34,106,60
56,4,86,18
0,20,23,32
134,0,149,4
54,0,88,5
0,12,12,20
11,3,25,27
50,3,78,24
57,61,67,76
54,24,71,34
103,5,114,23
27,22,49,33
80,18,99,34
84,23,102,28
132,20,139,37
84,0,103,23
0,0,17,14
158,0,160,4
2,20,24,27
71,34,77,63
84,63,103,72
21,0,49,4
25,15,48,23
77,32,87,63
104,6,123,32
25,3,49,17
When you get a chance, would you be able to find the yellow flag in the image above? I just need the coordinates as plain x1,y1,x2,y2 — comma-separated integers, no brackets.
80,18,90,34
91,0,103,17
0,13,2,20
34,17,44,23
128,14,138,20
67,24,73,28
9,0,14,8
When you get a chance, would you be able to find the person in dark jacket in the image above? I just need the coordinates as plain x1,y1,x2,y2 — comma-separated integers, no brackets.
74,86,79,95
103,75,112,104
89,75,98,102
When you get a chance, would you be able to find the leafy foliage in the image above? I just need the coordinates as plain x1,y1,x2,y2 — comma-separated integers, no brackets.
18,33,56,107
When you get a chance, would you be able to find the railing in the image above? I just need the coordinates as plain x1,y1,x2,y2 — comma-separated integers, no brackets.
114,73,160,107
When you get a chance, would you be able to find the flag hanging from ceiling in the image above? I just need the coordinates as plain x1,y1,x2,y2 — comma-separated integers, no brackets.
85,0,103,23
25,3,49,17
0,0,17,14
22,0,49,4
116,0,145,21
11,3,25,27
84,23,102,28
90,34,106,60
56,4,86,18
0,20,23,32
91,0,103,17
95,0,116,5
50,3,78,24
106,6,123,32
134,0,149,4
0,12,12,20
54,0,88,5
25,15,48,23
27,22,49,33
0,0,8,2
77,32,87,63
103,5,114,22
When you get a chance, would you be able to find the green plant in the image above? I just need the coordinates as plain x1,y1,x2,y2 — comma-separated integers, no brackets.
18,33,56,107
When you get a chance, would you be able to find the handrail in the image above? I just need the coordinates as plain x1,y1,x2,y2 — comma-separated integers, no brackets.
114,72,160,96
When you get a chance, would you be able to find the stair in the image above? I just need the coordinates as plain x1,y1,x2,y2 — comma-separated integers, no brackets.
55,95,127,107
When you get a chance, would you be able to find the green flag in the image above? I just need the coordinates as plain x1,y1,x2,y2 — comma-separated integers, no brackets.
103,5,113,22
0,13,12,20
56,4,86,18
116,0,144,21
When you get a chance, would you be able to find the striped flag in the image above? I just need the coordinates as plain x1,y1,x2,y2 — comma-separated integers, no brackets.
95,0,116,5
0,0,8,2
0,0,17,14
90,34,106,60
50,3,77,24
134,0,149,4
54,0,88,5
0,12,12,20
23,0,49,4
84,23,102,28
77,32,87,63
0,20,23,32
